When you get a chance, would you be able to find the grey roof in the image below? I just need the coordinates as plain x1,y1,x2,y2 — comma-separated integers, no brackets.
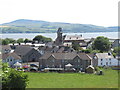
87,54,94,59
40,52,91,60
39,46,75,53
64,35,84,41
57,47,65,53
14,45,33,56
96,53,114,59
78,53,92,60
51,46,59,52
2,45,12,51
2,52,21,60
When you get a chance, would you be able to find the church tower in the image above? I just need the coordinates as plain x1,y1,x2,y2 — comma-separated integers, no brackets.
55,27,63,46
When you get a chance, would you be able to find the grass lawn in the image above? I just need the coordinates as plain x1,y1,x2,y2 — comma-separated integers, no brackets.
26,68,119,88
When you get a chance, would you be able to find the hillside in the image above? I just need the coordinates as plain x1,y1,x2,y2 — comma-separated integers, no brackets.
0,19,118,33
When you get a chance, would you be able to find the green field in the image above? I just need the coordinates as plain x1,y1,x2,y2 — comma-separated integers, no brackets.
26,68,119,88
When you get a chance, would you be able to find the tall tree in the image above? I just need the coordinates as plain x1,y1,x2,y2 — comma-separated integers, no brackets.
92,36,110,52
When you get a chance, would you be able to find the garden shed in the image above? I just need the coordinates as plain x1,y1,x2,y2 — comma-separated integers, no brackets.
86,65,95,74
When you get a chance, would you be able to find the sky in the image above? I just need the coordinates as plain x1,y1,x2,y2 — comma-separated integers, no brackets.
0,0,119,27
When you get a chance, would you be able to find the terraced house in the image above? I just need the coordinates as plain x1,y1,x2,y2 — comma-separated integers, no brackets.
39,52,92,71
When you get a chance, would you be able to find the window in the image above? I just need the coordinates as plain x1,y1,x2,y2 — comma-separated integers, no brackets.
110,62,111,65
101,63,102,65
52,60,55,62
106,62,108,65
109,58,111,60
101,59,103,61
78,59,80,62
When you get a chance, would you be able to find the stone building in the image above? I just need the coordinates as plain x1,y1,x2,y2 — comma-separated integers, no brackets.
39,52,92,71
55,27,63,46
54,28,87,48
14,45,41,62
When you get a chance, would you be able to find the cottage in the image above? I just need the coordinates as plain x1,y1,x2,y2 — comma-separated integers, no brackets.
2,52,22,67
92,53,119,67
1,45,13,53
14,45,41,62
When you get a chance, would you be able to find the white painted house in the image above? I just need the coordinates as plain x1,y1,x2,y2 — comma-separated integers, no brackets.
2,52,22,67
96,53,118,66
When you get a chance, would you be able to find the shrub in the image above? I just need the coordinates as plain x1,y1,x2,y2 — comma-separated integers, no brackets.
2,63,29,89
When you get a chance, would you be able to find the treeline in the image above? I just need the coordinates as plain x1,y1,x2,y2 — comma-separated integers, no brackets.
72,36,119,57
0,35,52,45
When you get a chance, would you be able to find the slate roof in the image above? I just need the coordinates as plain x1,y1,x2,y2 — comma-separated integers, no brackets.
40,52,91,60
2,45,12,51
78,53,92,60
2,52,21,60
14,45,33,56
39,46,75,53
64,35,84,41
96,53,114,59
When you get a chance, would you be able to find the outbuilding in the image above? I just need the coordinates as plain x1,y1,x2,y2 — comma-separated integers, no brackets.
86,65,95,74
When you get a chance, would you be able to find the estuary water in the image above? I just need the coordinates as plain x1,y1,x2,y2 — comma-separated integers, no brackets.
0,32,118,40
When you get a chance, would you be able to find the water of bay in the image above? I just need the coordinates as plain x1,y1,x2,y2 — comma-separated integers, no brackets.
0,32,118,40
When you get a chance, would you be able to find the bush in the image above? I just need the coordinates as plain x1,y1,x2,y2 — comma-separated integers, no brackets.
2,63,29,89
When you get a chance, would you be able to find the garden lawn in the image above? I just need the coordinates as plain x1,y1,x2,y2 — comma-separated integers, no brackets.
26,68,119,88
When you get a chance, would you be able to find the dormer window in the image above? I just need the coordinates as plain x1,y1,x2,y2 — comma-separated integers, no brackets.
76,37,78,39
93,56,97,59
70,37,71,39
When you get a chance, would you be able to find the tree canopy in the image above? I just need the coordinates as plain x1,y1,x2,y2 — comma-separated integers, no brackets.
33,35,52,43
2,38,16,45
113,46,120,56
92,36,110,52
72,41,82,51
17,38,24,44
2,63,29,89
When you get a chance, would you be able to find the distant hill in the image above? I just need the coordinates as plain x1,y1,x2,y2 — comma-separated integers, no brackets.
0,19,118,33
